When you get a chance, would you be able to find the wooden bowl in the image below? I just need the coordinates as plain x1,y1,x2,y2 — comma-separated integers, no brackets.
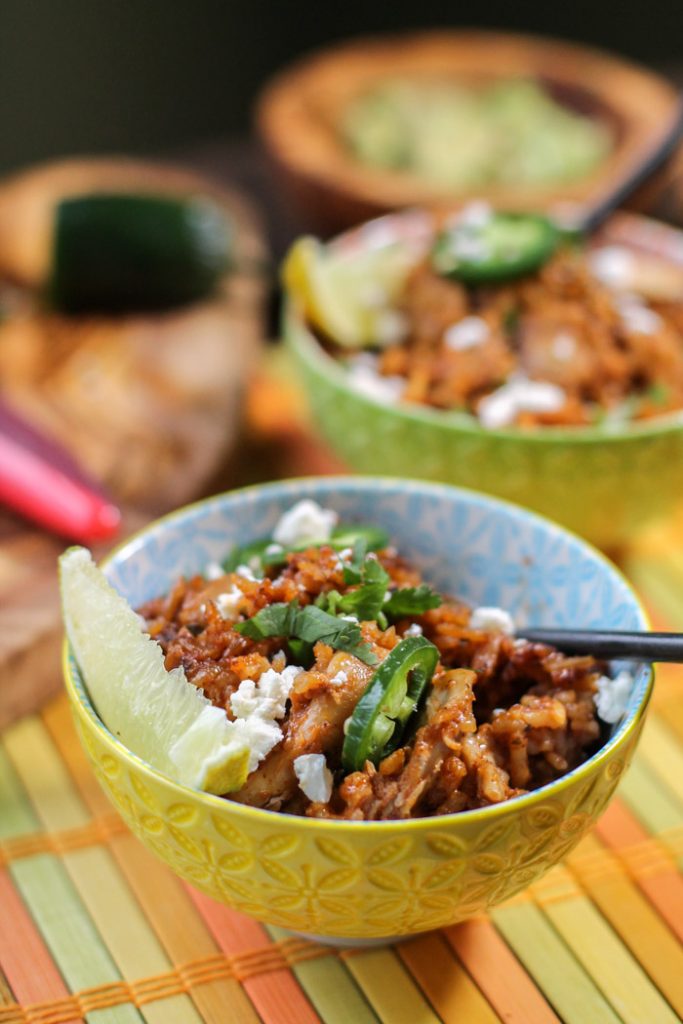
256,30,680,234
0,157,267,514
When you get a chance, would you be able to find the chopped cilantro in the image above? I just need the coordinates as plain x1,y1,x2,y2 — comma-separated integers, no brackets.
383,584,442,618
233,600,378,666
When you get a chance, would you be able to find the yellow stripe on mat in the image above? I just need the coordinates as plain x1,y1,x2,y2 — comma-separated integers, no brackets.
341,949,440,1024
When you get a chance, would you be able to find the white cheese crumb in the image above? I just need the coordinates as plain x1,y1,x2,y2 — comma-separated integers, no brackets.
469,606,515,634
443,316,490,351
616,295,663,335
588,246,635,289
594,670,633,724
293,754,333,804
272,499,338,547
214,585,245,620
552,332,577,362
235,563,260,581
477,375,566,429
230,664,303,771
346,353,405,404
340,613,359,623
330,670,348,685
446,201,493,229
205,561,225,581
404,623,423,637
265,543,284,558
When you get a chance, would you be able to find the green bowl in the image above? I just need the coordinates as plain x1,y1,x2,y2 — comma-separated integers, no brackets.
284,210,683,548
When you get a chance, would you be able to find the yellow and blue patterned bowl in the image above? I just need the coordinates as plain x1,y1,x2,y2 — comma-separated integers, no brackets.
64,477,653,942
284,210,683,549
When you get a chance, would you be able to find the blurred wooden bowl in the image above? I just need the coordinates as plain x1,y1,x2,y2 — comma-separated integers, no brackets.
0,156,267,515
256,30,680,234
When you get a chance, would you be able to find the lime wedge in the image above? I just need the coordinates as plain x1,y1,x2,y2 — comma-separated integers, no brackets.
282,235,415,348
59,547,249,794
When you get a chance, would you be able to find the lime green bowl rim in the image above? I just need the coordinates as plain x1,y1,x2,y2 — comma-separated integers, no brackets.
63,475,655,837
285,207,683,446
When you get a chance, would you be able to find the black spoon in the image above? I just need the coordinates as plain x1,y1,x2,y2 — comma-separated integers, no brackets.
562,93,683,236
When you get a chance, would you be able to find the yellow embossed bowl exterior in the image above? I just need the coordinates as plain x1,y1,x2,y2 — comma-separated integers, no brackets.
63,478,654,940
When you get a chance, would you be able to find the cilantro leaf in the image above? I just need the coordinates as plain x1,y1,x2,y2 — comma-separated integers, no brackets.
337,555,390,622
233,601,378,666
383,584,441,618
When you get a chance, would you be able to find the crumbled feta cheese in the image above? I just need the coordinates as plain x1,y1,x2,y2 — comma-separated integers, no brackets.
448,201,493,229
272,499,338,547
230,664,303,771
469,606,515,634
338,547,353,561
477,375,566,429
588,246,635,289
404,623,423,637
340,613,359,623
374,308,409,347
293,754,333,804
214,585,245,619
265,543,284,558
205,561,225,581
235,563,260,581
330,670,348,685
616,295,663,335
346,353,405,404
443,316,490,351
594,670,633,724
552,332,577,361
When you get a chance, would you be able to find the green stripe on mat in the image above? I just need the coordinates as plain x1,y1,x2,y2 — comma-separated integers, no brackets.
266,926,379,1024
491,903,622,1024
543,898,679,1024
341,948,440,1024
618,762,683,863
0,743,142,1024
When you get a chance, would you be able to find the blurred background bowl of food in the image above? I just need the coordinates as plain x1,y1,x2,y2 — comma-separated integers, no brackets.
283,207,683,550
257,30,680,234
64,476,653,941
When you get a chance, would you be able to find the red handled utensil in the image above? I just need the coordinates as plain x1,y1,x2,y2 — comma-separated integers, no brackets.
0,398,121,543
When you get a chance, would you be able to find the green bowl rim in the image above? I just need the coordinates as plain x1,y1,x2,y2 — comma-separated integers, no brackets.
284,207,683,446
63,475,655,836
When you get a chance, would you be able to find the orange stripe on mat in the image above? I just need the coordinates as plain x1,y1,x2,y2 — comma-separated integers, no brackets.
594,801,683,944
187,887,321,1024
0,870,81,1022
445,918,561,1024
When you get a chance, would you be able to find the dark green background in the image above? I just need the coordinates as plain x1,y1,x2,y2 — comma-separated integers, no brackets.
0,0,679,175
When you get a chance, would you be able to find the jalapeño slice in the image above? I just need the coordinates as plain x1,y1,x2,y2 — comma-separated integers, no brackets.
341,636,439,772
431,211,560,284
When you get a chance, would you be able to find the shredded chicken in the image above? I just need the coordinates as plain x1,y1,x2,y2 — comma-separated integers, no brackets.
138,542,605,820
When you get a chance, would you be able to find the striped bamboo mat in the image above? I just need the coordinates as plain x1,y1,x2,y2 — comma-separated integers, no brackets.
2,365,683,1024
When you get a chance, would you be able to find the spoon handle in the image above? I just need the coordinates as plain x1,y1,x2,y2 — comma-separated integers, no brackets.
570,94,683,236
520,628,683,663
